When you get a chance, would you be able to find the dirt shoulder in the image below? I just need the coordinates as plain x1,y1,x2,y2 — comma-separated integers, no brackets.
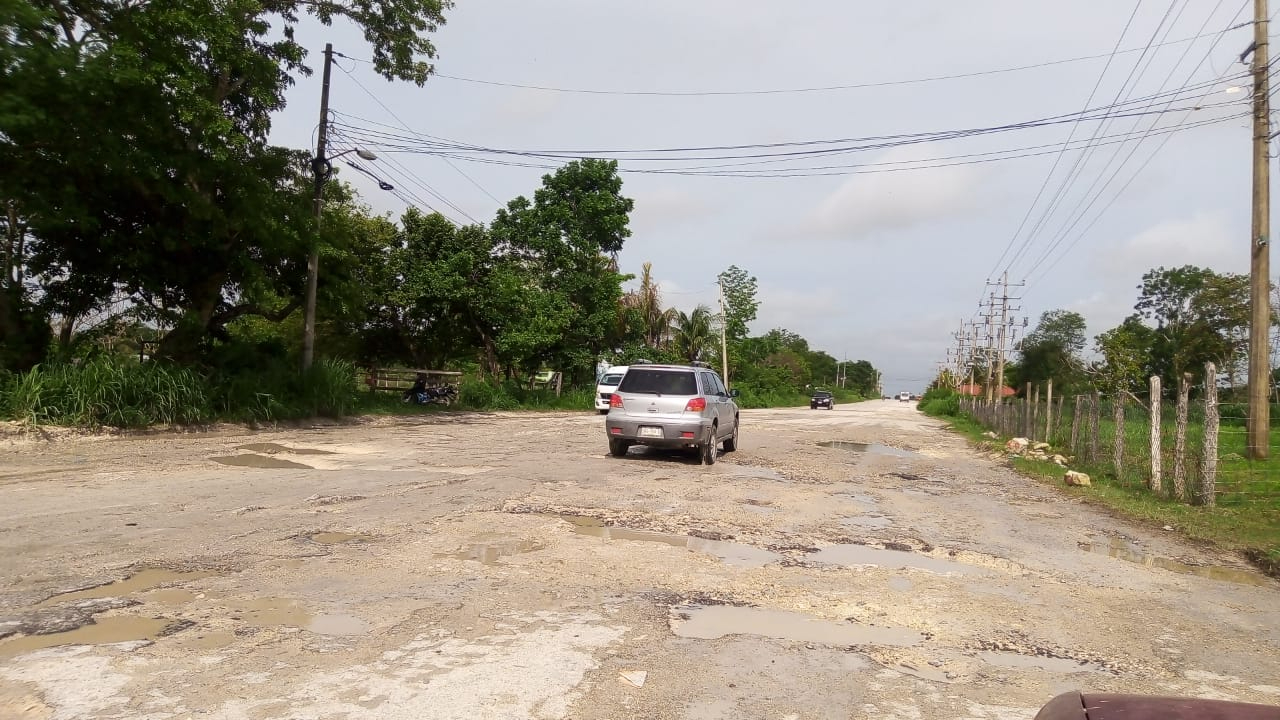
1,401,1276,719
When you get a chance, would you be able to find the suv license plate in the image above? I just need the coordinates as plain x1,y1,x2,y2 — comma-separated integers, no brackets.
638,426,663,438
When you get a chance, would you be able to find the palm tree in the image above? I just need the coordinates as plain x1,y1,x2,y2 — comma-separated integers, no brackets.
672,305,714,363
623,262,678,349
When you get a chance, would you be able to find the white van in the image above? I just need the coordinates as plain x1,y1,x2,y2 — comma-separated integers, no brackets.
595,366,629,413
897,391,911,402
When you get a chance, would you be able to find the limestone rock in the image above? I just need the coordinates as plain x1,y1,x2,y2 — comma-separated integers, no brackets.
1064,471,1091,487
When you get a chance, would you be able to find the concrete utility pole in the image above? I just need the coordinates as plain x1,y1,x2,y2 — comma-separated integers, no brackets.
303,43,334,371
981,292,997,402
991,272,1024,402
1248,0,1272,458
717,278,730,387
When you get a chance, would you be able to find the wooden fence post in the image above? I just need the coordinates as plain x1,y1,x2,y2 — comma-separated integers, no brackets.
1173,373,1190,500
1024,382,1033,438
1055,396,1065,442
1070,396,1083,454
1089,391,1101,463
1031,384,1040,442
1149,375,1162,493
1200,362,1218,507
1044,379,1054,444
1112,393,1125,481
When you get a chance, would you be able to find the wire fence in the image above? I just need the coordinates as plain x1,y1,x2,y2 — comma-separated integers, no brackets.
959,363,1280,507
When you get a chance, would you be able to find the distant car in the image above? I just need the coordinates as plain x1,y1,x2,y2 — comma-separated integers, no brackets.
810,390,834,410
594,365,629,413
897,392,911,402
604,364,739,465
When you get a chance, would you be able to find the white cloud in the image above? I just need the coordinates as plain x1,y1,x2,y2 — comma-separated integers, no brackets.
792,144,985,241
629,188,715,234
1097,211,1243,280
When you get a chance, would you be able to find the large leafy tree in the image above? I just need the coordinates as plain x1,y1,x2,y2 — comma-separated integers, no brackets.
1133,266,1249,387
1013,309,1087,393
672,305,714,363
490,159,634,381
0,0,451,364
717,265,758,343
1094,316,1158,394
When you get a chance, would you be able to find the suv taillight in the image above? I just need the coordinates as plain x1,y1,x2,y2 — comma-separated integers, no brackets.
685,397,706,412
610,393,624,408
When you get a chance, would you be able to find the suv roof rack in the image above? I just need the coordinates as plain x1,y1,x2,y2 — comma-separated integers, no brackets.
633,358,653,365
690,361,712,369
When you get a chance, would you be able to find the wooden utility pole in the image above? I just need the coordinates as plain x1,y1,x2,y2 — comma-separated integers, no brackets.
303,43,334,371
717,278,729,387
1248,0,1271,458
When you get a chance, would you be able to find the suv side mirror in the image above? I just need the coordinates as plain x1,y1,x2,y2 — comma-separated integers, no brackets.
729,388,740,398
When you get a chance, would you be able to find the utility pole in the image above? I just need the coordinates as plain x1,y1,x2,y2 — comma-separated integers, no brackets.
991,272,1024,402
1248,0,1272,458
303,43,334,371
717,278,730,387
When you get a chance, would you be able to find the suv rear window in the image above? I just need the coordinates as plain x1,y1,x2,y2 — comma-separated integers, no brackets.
617,369,698,396
599,373,625,386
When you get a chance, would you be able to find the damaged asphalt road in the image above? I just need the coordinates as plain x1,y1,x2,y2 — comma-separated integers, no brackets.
0,401,1277,719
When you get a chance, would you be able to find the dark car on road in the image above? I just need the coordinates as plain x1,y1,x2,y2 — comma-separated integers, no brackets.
810,390,834,410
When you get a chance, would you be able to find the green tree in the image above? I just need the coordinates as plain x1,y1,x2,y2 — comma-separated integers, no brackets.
717,265,759,343
843,360,879,396
672,305,715,363
1095,316,1157,394
622,262,677,350
1133,266,1249,387
1013,309,1087,393
1,0,451,363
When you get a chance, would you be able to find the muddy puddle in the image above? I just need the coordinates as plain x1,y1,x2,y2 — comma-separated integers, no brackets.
671,605,921,647
978,651,1106,674
812,544,977,575
1079,539,1271,587
235,443,334,455
554,516,780,568
37,568,215,608
211,454,313,469
443,540,545,565
819,441,916,458
309,532,373,545
0,616,174,658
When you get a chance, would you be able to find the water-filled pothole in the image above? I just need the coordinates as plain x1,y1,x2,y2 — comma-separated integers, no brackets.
235,443,334,455
818,441,916,458
37,568,215,608
443,540,545,565
310,532,372,545
0,616,177,658
211,454,313,469
812,544,976,575
671,605,921,647
1079,539,1270,587
978,651,1106,674
553,516,780,568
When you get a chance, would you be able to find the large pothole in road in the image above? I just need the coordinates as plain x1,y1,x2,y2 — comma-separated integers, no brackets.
1079,538,1272,587
670,604,922,647
818,441,918,458
545,514,781,568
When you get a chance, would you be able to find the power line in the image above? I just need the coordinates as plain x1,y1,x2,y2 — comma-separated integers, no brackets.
332,58,503,209
342,28,1243,97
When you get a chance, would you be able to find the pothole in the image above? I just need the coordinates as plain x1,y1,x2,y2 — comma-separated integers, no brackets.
1079,539,1271,587
235,443,334,455
441,540,545,565
818,441,917,458
978,651,1106,674
211,454,313,469
670,605,922,647
308,613,370,637
551,515,780,568
811,544,978,575
37,568,216,608
0,616,181,658
309,532,372,545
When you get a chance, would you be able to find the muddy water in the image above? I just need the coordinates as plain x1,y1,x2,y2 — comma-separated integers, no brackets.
671,605,922,647
1079,539,1271,587
310,532,372,545
818,441,916,458
210,454,313,469
232,597,309,627
557,516,781,568
308,613,369,636
0,616,173,658
978,651,1106,674
445,540,545,565
812,544,977,575
37,568,214,607
235,443,334,455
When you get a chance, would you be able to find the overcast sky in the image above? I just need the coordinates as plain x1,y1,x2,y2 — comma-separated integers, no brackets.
269,1,1263,391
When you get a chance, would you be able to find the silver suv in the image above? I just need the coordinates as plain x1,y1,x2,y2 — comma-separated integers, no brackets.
603,364,739,465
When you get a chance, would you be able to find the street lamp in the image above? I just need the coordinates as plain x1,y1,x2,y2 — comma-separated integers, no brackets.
302,144,390,370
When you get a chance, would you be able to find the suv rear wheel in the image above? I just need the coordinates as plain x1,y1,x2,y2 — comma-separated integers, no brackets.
609,438,630,457
700,426,717,465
